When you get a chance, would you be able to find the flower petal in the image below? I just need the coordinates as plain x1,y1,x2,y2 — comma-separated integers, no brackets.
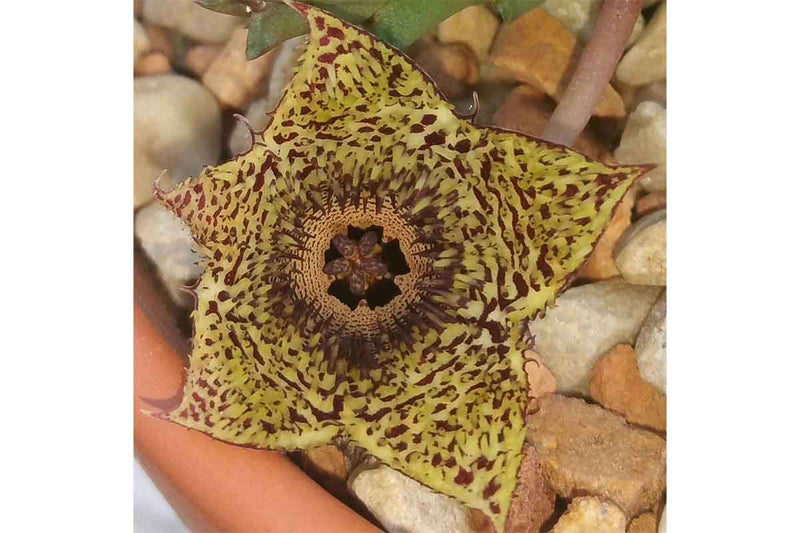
158,268,343,450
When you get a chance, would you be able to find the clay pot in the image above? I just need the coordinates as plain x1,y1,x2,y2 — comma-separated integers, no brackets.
134,251,377,532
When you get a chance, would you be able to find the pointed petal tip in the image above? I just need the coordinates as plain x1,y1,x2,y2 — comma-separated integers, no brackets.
177,281,200,306
152,169,174,207
455,91,481,122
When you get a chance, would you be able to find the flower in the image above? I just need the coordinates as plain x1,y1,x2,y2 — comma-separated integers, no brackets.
153,3,651,530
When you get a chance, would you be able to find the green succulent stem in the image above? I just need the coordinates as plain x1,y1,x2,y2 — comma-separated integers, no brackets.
246,3,309,60
366,0,545,47
198,0,545,58
370,0,486,50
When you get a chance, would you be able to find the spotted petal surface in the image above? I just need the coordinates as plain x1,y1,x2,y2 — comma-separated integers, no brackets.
153,3,651,530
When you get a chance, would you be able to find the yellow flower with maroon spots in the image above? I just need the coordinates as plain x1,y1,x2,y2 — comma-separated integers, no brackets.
153,3,651,530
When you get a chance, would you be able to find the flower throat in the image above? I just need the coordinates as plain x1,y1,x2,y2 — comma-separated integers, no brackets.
324,225,410,311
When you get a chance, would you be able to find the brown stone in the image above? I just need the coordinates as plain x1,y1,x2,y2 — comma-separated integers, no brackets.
491,85,610,160
412,39,480,99
614,209,666,286
297,445,351,503
143,22,175,62
468,446,556,533
620,81,667,114
184,44,223,77
350,465,476,532
578,188,634,281
134,19,151,66
635,192,666,218
491,10,625,118
468,508,493,533
134,0,143,18
202,28,277,109
628,513,658,533
553,497,626,532
614,102,666,193
524,350,557,399
438,5,500,62
615,3,666,87
134,52,172,76
505,446,556,533
589,344,666,432
527,395,666,516
651,495,665,526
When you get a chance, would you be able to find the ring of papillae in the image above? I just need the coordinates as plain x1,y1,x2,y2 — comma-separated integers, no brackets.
290,198,440,364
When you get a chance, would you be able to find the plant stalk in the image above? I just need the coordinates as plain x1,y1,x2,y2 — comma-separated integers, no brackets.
542,0,643,147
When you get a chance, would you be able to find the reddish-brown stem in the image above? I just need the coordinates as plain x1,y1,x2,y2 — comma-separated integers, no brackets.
542,0,644,147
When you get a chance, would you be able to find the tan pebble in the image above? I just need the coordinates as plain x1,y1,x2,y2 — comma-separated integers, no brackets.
527,395,666,516
634,292,666,393
628,81,667,112
468,508,493,533
529,279,661,394
134,52,172,76
505,445,556,532
143,0,241,45
524,350,557,399
542,0,645,48
491,10,625,118
651,496,665,525
298,444,349,481
202,28,277,109
135,202,204,307
297,445,352,504
634,191,666,218
350,465,475,533
143,22,175,62
589,344,666,431
614,101,666,192
579,188,634,280
628,512,658,533
412,40,480,98
437,5,500,62
134,19,151,65
616,3,666,86
553,496,626,532
184,44,223,77
617,81,640,111
614,209,666,286
134,74,221,207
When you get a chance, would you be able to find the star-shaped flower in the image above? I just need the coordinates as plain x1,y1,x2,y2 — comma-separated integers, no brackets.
153,3,651,530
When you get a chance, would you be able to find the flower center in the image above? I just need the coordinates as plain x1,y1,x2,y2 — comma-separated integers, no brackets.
323,225,410,310
277,196,463,370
